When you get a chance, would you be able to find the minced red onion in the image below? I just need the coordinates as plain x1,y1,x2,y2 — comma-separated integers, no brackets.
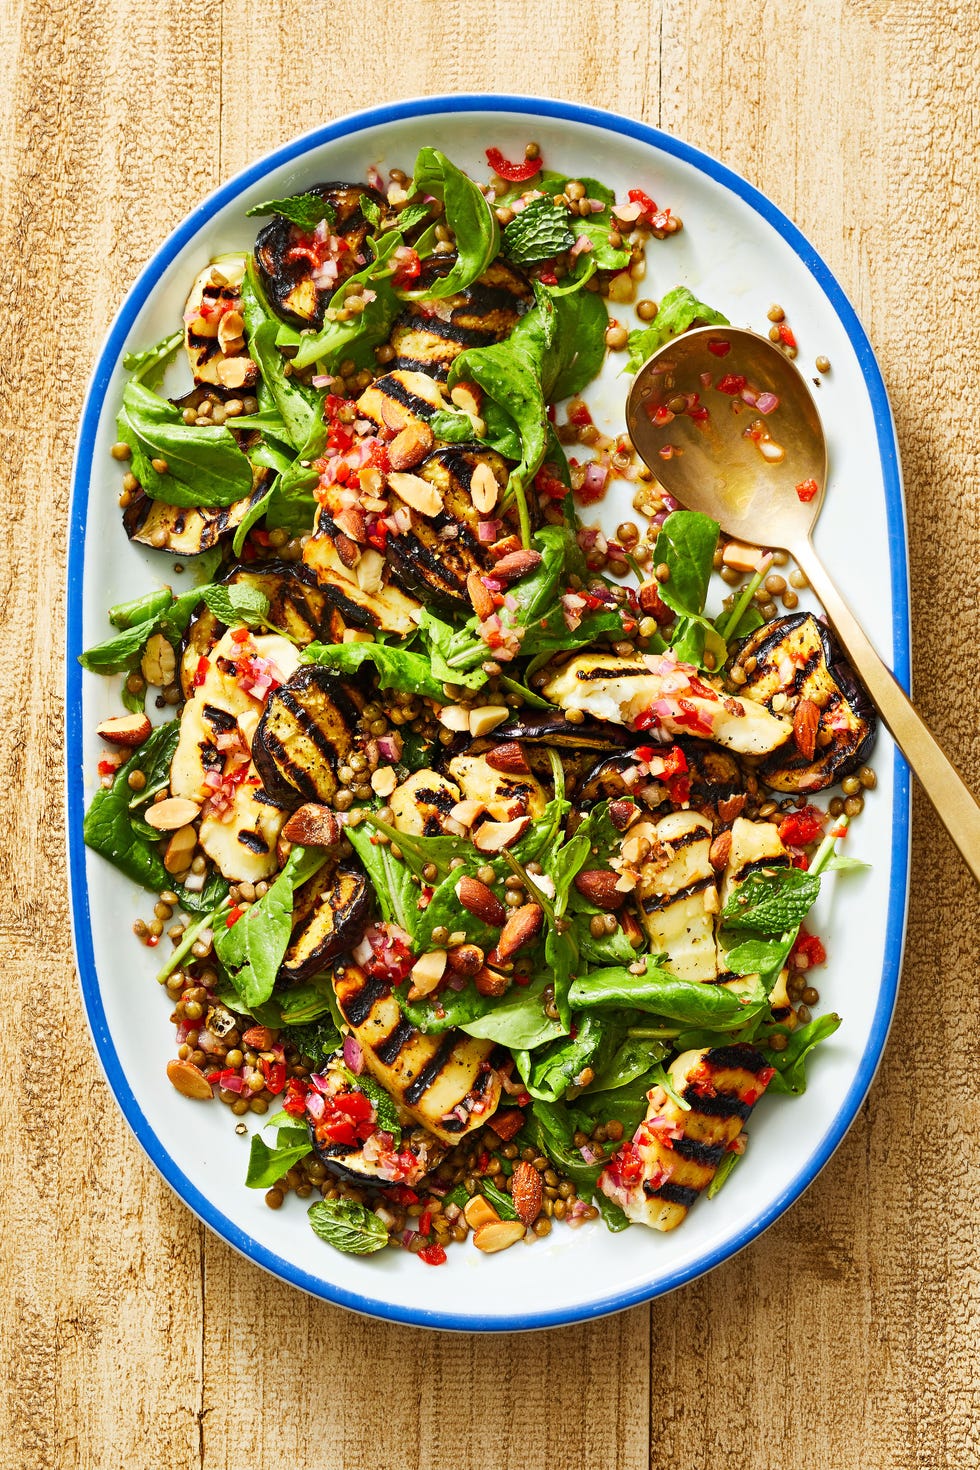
343,1035,364,1074
699,371,712,388
312,374,331,387
446,974,466,991
376,734,402,761
477,519,499,542
662,492,679,512
756,391,780,414
740,387,759,408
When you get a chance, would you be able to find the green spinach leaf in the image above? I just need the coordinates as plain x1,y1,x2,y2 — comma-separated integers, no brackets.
245,1127,312,1188
83,722,180,891
119,382,255,508
627,285,729,373
214,846,328,1008
408,148,499,297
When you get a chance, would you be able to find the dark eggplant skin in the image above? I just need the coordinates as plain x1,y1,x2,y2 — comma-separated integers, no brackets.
308,1120,446,1189
254,182,384,329
251,665,363,808
178,560,346,699
731,612,877,793
495,712,634,750
279,864,373,982
122,470,270,558
388,257,533,382
579,739,744,808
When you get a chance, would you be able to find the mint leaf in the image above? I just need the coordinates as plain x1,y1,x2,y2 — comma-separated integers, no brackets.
246,193,337,231
308,1197,389,1255
503,197,575,266
720,868,821,934
201,582,272,629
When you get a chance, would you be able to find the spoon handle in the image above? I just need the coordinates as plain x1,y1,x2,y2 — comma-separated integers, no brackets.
790,537,980,884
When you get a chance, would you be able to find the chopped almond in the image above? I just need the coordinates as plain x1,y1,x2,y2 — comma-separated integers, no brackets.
468,705,510,738
387,470,444,517
472,817,531,853
470,461,499,514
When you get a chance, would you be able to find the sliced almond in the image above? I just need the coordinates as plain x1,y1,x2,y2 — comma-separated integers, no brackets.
450,381,482,416
371,766,398,797
342,628,375,644
408,949,448,998
217,309,245,352
164,824,197,875
722,538,764,572
141,633,176,688
470,461,499,514
473,1219,526,1254
472,817,531,853
215,355,256,389
144,797,203,831
354,547,386,593
387,471,444,517
463,1194,500,1231
449,798,485,828
468,705,510,738
437,704,471,733
166,1059,214,1100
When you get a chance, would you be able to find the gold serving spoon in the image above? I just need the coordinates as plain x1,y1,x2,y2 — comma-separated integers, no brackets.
626,325,980,883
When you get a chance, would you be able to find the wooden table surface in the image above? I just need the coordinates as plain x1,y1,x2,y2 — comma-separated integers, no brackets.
4,2,978,1466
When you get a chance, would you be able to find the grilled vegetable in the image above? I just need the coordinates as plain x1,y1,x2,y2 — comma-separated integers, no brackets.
598,1043,774,1230
183,256,258,394
718,817,791,913
389,769,461,836
495,712,633,750
354,368,449,434
629,811,719,982
251,665,363,809
179,561,345,699
730,612,877,792
302,533,421,636
254,182,383,328
388,259,532,382
279,864,373,982
333,963,503,1143
579,740,744,811
542,653,794,757
123,467,271,558
305,1052,446,1187
169,627,302,881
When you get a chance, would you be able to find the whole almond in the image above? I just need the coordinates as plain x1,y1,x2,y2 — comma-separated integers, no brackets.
510,1161,543,1226
573,870,623,911
388,420,434,470
96,712,152,747
456,875,507,927
491,549,543,583
282,804,341,848
474,966,511,998
473,1219,526,1254
709,830,733,872
166,1059,214,1100
493,903,543,960
608,799,639,831
144,797,203,831
334,531,361,568
484,741,531,776
793,697,820,760
333,506,367,543
447,942,485,976
466,571,496,621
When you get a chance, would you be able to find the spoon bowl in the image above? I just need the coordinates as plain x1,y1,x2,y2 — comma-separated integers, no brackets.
626,325,980,885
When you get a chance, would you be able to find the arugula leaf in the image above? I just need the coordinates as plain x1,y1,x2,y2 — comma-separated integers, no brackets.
246,193,337,230
245,1127,312,1188
503,197,575,265
408,148,499,297
720,868,821,933
307,1197,388,1255
764,1012,841,1095
122,331,183,388
569,959,768,1030
302,640,446,702
627,285,729,373
83,722,180,891
288,231,404,372
200,582,272,630
118,381,255,508
214,846,328,1008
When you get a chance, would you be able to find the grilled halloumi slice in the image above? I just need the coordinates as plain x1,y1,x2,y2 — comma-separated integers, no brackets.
718,817,791,912
333,963,503,1143
389,769,462,836
302,532,420,636
354,369,449,435
598,1043,774,1230
183,255,258,392
542,654,793,757
447,754,547,823
629,811,719,982
170,629,300,882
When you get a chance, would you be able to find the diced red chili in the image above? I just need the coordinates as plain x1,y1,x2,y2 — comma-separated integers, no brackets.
778,809,824,847
193,656,210,687
633,707,661,732
715,373,747,396
486,146,542,183
795,478,819,503
418,1210,432,1237
627,188,658,220
778,323,797,349
392,249,421,289
417,1243,447,1265
335,1089,373,1122
260,1059,286,1095
706,338,731,357
534,464,567,500
97,759,120,777
617,1141,644,1184
791,926,827,968
538,270,558,285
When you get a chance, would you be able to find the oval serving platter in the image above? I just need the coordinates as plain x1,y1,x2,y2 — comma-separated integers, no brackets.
66,95,910,1331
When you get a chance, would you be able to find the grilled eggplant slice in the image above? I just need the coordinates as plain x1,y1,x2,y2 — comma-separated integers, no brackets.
279,864,372,981
305,1052,446,1187
254,182,383,328
579,740,744,811
179,561,346,699
495,712,634,750
388,259,532,382
333,963,503,1143
251,665,363,808
123,467,270,558
731,612,877,792
169,628,302,881
542,653,794,757
599,1044,774,1230
183,255,258,394
630,811,719,982
384,445,514,609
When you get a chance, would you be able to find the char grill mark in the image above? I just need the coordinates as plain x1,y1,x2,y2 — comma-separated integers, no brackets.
644,1180,701,1208
339,971,390,1029
670,1136,727,1168
640,873,715,915
404,1032,461,1106
237,830,270,854
681,1089,753,1122
708,1043,776,1076
374,1017,416,1067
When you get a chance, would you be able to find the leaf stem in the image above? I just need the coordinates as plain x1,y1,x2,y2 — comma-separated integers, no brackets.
718,555,773,644
156,898,230,984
